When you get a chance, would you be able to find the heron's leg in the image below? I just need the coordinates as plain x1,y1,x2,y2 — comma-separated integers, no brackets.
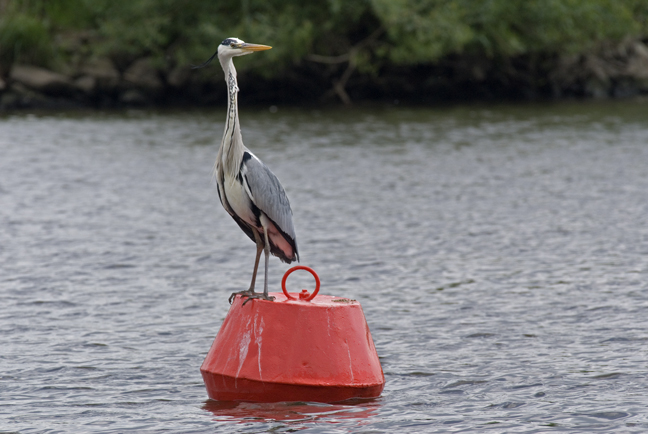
262,225,271,298
241,225,275,305
248,238,264,292
229,231,263,304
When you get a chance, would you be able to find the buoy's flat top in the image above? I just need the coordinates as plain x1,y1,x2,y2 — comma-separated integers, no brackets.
239,292,360,307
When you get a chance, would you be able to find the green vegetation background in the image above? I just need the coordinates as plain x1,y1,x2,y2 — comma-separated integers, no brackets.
1,0,647,102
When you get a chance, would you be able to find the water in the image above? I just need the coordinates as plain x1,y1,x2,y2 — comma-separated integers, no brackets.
1,101,647,433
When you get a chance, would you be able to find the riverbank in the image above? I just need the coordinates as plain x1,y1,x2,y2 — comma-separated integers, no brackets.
2,38,648,110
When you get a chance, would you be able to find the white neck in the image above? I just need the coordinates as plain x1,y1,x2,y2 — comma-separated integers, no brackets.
217,56,245,179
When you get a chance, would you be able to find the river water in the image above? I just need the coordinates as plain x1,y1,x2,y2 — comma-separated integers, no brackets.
1,101,647,433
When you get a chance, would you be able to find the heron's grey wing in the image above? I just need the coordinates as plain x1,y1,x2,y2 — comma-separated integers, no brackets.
240,152,298,255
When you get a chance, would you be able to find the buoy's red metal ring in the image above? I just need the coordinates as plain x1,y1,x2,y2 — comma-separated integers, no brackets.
282,266,320,301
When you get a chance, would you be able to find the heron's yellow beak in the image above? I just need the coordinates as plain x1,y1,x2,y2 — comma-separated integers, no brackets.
241,43,272,52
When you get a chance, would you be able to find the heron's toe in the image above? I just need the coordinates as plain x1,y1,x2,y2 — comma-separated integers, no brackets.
240,293,275,306
229,289,255,304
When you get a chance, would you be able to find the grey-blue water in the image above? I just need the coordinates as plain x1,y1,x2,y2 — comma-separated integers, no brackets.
1,102,647,433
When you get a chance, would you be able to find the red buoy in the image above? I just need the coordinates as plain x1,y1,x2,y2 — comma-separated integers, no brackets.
201,266,385,403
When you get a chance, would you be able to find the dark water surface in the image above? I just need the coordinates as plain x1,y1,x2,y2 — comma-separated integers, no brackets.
1,102,648,433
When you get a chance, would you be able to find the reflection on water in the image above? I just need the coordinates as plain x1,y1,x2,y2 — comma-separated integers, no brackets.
1,101,648,432
202,398,379,424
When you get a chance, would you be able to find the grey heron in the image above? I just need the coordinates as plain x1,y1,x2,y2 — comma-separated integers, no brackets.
194,38,299,304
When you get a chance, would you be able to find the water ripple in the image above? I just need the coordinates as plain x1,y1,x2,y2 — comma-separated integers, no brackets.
1,103,648,431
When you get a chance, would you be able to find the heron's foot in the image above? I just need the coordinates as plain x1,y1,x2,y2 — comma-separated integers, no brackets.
241,293,276,306
229,289,254,305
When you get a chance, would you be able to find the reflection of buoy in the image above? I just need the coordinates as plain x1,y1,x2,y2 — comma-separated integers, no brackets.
201,266,385,403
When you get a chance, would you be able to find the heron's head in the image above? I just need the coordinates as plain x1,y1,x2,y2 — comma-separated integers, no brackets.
218,37,272,59
192,38,271,70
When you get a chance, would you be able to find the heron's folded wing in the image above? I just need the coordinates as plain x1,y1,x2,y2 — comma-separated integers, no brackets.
241,155,297,243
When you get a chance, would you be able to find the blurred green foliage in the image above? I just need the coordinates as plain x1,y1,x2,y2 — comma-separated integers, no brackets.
0,0,646,74
0,12,51,67
372,0,648,63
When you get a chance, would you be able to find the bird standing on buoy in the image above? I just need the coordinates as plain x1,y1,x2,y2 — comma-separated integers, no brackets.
194,38,299,304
